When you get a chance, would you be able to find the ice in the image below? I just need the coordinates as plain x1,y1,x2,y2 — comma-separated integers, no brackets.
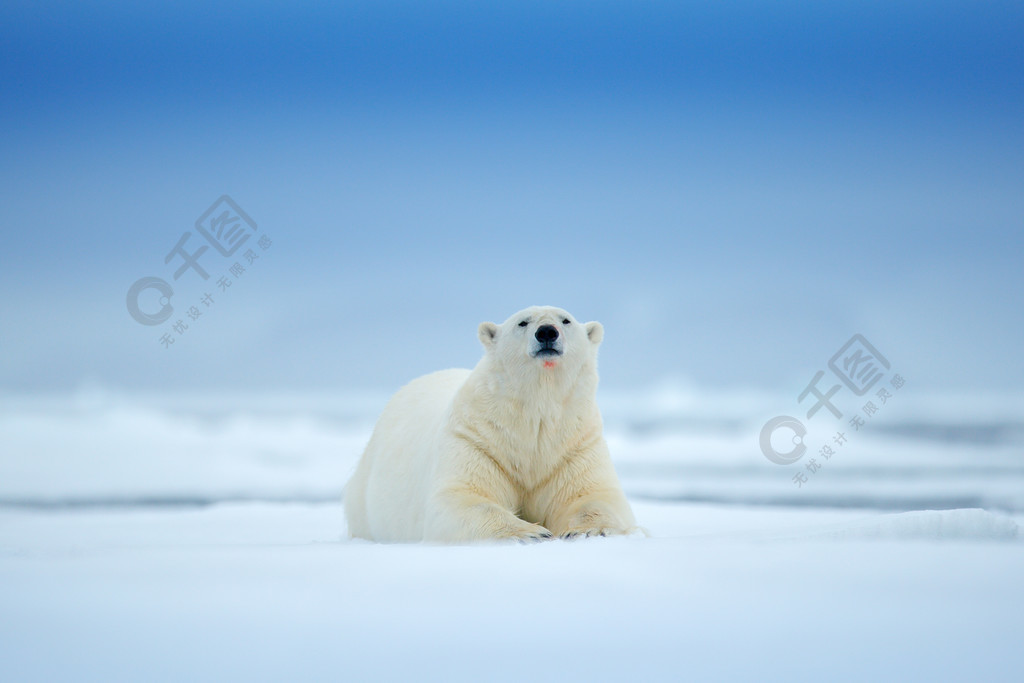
1,502,1022,682
0,392,371,504
1,390,1023,681
2,387,1023,513
807,508,1019,540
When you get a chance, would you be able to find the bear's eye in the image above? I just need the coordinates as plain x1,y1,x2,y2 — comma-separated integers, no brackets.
518,320,529,327
562,318,571,325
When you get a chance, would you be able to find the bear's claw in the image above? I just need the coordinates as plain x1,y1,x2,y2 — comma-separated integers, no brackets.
561,528,613,540
515,531,553,544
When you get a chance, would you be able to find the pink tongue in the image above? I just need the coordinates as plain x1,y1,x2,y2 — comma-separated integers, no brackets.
543,361,556,368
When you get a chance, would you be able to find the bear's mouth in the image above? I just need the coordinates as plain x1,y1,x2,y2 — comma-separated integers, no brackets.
533,346,563,358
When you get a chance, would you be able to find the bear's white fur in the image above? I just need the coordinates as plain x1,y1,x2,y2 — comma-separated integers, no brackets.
344,305,637,543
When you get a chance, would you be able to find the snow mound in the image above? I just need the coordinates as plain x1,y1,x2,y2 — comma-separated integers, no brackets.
813,508,1019,541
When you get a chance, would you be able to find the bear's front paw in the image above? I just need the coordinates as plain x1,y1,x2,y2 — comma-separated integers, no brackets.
501,523,554,544
561,527,604,540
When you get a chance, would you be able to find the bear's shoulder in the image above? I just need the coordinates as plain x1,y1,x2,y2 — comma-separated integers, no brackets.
393,368,472,403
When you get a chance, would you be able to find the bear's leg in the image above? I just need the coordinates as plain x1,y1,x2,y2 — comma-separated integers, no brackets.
551,493,639,539
424,486,553,543
537,440,639,538
541,450,639,539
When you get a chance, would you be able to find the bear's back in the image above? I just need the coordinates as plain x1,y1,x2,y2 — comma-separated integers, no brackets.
345,368,471,541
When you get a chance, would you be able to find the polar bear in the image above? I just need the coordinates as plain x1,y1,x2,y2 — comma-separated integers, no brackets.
343,305,637,543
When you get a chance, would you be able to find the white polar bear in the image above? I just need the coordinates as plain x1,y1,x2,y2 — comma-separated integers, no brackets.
344,305,638,543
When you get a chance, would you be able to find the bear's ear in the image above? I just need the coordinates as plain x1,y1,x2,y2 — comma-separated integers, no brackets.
478,322,499,348
585,321,604,346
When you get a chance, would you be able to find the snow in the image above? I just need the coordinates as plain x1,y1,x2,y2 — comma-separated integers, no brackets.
1,391,1023,681
1,502,1021,682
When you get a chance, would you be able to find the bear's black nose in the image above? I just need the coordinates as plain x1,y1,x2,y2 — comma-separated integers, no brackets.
535,325,559,343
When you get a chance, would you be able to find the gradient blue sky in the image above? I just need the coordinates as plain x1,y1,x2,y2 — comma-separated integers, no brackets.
1,1,1022,393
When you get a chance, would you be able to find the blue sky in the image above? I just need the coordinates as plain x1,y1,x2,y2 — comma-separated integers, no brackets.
1,1,1022,393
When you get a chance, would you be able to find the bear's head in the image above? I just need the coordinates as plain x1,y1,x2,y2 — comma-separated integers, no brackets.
477,306,603,381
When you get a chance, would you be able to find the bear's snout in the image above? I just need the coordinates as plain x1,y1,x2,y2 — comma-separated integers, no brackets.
535,325,559,343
